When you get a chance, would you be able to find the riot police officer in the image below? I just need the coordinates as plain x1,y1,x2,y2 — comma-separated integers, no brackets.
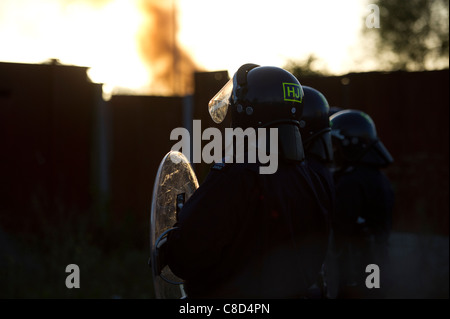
300,86,335,212
330,109,395,298
165,64,332,298
300,86,337,298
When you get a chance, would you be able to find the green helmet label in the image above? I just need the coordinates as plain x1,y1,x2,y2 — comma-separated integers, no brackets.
283,83,302,103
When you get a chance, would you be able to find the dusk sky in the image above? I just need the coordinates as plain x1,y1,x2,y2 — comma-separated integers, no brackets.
0,0,376,95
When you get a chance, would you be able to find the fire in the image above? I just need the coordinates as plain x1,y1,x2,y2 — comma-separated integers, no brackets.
137,0,200,96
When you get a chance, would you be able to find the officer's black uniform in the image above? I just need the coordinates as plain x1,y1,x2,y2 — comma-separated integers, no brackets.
167,160,330,298
333,164,394,297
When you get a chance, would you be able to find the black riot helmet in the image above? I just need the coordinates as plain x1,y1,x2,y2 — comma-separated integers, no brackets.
300,86,333,163
208,63,305,162
329,109,394,168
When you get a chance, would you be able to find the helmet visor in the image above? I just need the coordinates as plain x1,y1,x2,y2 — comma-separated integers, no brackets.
208,78,233,124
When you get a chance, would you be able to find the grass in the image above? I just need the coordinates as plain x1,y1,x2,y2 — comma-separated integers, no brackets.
0,211,156,299
1,202,448,299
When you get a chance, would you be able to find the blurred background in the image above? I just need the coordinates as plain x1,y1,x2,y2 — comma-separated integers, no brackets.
0,0,448,298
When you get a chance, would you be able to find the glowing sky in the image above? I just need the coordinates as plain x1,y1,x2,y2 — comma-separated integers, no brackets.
177,0,368,74
0,0,372,95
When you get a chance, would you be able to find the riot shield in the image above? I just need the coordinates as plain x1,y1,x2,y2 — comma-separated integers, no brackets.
150,151,199,299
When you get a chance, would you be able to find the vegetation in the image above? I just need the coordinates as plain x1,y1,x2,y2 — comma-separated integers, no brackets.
363,0,449,71
0,212,154,299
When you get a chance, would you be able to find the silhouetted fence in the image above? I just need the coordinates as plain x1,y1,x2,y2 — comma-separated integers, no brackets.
1,62,447,242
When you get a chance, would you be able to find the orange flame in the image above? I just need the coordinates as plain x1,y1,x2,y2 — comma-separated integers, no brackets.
137,0,200,96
